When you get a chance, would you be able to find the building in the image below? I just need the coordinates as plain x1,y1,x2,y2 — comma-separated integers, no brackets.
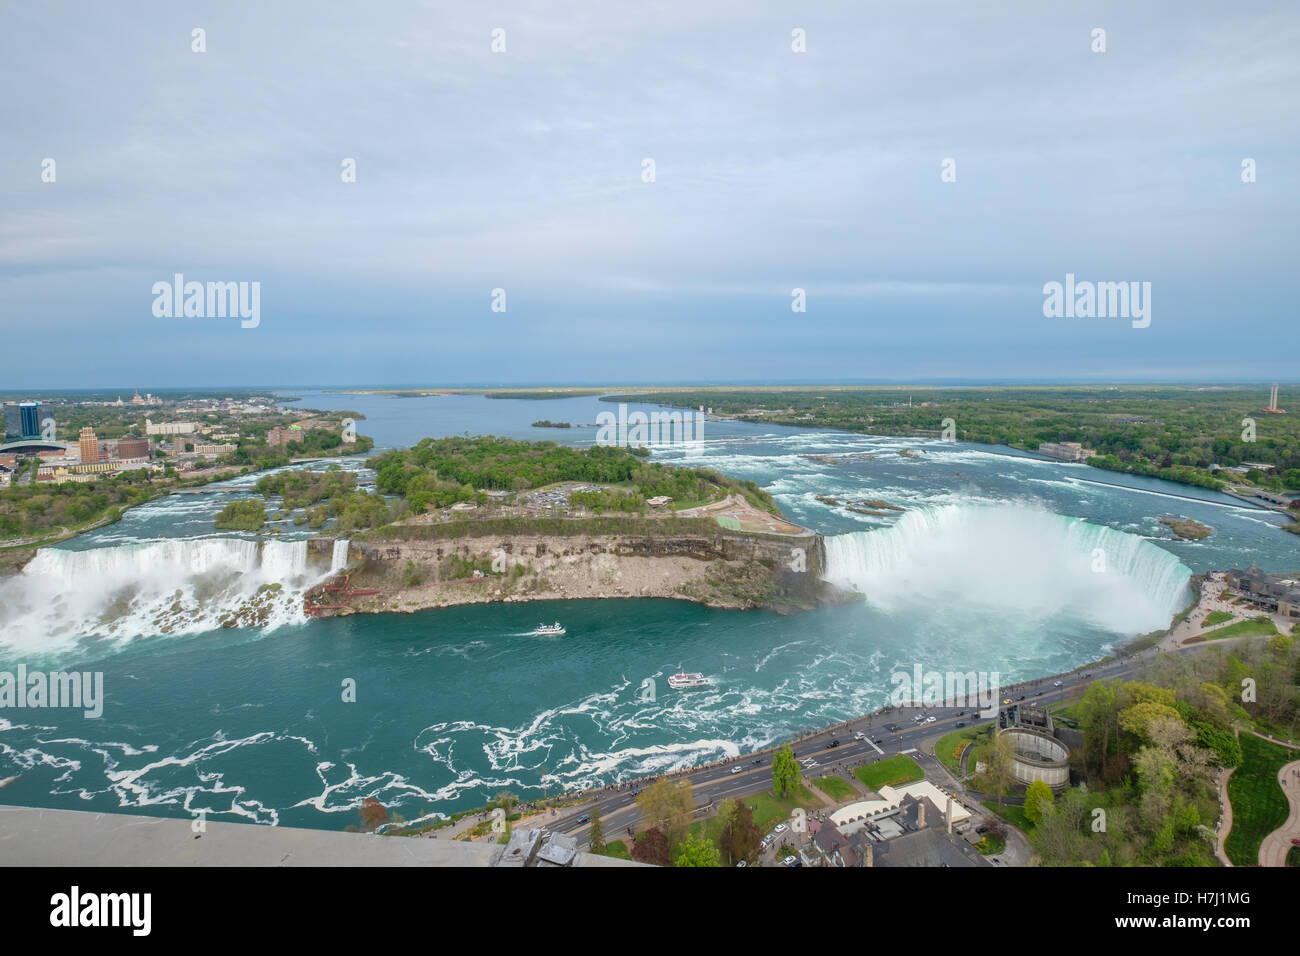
78,427,99,464
1038,441,1097,462
19,402,41,439
267,425,303,450
117,435,150,460
193,443,236,458
2,404,21,441
1227,566,1300,619
145,419,197,436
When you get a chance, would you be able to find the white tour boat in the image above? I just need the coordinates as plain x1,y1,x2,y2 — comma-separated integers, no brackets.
531,622,566,636
668,671,709,690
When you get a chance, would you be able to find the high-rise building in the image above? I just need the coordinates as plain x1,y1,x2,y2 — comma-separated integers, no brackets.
79,427,100,464
117,435,150,460
19,401,41,439
2,403,20,441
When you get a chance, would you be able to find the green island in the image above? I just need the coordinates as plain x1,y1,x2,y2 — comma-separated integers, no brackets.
279,436,839,615
530,420,572,428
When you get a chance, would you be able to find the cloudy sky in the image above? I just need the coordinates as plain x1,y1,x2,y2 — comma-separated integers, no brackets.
1,1,1297,387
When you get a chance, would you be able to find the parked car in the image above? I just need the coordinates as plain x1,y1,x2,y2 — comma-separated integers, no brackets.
782,855,802,867
736,860,748,867
774,823,787,834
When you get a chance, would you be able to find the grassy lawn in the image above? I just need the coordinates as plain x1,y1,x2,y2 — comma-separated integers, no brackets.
1225,733,1298,866
814,775,856,802
604,840,632,861
1201,616,1278,641
692,786,823,845
855,755,923,791
934,726,989,774
975,833,1006,855
983,800,1034,834
1202,610,1235,627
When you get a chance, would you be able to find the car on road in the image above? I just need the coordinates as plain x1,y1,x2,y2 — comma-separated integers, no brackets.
1002,698,1012,705
1016,694,1026,701
853,732,865,741
577,814,590,825
886,723,902,732
752,757,763,764
828,739,840,748
955,721,966,728
873,738,883,745
730,766,742,774
1034,691,1043,697
1053,680,1064,687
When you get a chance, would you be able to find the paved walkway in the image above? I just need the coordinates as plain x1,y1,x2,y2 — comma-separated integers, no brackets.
1258,760,1300,867
1215,767,1235,866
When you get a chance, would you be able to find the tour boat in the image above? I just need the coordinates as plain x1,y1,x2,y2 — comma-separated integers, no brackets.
532,622,566,636
668,671,709,690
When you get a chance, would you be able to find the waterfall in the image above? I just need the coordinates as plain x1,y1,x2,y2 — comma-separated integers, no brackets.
330,539,350,573
0,538,316,657
822,503,1192,635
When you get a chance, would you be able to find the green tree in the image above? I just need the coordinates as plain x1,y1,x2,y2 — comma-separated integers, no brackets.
672,834,721,867
717,799,761,865
1023,779,1055,825
587,804,606,856
986,732,1018,808
771,744,800,798
635,778,695,849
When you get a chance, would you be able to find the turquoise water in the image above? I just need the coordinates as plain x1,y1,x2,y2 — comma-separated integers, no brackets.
0,391,1295,830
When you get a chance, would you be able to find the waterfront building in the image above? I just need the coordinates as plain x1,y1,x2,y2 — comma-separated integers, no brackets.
1037,441,1097,462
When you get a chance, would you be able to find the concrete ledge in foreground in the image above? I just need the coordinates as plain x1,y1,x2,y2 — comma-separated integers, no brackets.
0,806,643,867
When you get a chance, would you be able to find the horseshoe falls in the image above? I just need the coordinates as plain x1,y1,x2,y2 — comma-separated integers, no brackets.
822,503,1193,635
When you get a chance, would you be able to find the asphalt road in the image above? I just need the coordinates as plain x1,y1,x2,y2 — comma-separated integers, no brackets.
549,649,1163,847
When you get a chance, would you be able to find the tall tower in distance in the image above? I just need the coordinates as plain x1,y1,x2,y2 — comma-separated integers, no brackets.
79,427,100,463
1264,383,1285,414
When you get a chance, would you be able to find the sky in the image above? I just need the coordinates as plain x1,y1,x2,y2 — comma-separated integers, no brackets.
1,1,1297,388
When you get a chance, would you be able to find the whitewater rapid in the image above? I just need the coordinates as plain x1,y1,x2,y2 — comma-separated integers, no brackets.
822,502,1192,636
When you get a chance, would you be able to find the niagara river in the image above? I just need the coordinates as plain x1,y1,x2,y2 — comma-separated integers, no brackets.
0,391,1295,829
